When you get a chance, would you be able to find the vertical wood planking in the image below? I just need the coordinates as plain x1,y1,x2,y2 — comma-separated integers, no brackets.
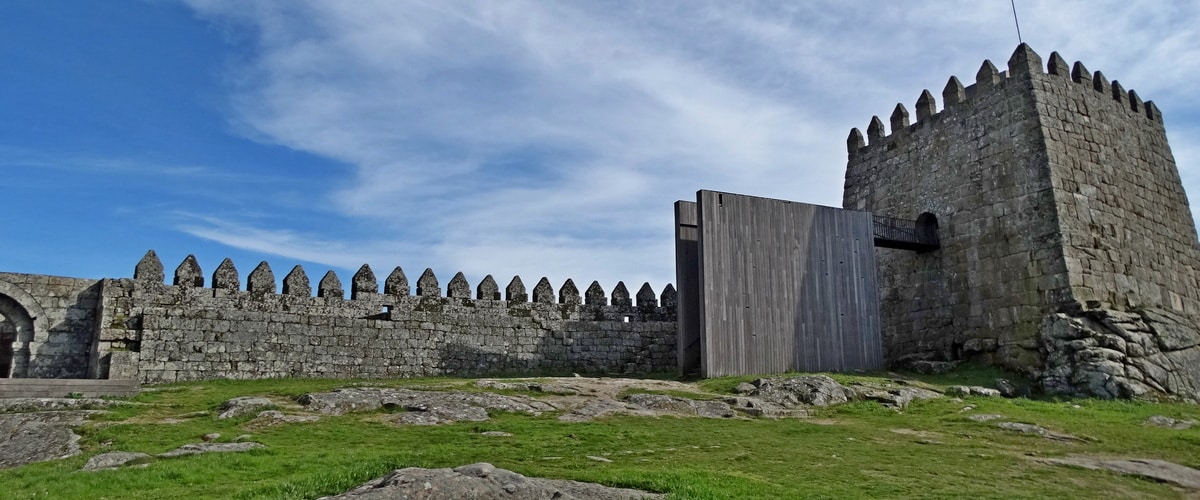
697,190,881,376
673,201,701,374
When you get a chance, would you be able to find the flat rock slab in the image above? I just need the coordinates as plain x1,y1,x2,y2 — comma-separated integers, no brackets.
158,442,265,458
244,410,320,430
0,410,103,469
738,376,855,407
299,388,555,426
0,398,132,413
996,422,1081,442
1145,415,1197,430
217,397,276,419
560,394,739,422
319,462,664,499
945,386,1002,397
82,451,152,471
1040,456,1200,490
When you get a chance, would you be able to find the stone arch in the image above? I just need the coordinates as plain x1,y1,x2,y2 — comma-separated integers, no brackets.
0,279,45,378
0,294,35,378
916,212,940,252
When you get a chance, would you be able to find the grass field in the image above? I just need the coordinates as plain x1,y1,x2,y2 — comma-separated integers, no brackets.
1,366,1198,499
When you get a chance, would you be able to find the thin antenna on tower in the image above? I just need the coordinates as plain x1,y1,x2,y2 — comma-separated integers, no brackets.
1010,0,1024,44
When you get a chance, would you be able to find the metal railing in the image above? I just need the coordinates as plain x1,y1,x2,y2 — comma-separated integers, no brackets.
872,214,939,251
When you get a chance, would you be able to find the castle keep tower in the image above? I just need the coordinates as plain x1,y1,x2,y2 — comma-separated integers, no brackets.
844,44,1200,400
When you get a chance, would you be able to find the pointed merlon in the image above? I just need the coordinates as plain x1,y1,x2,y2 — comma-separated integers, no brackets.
611,281,632,308
416,268,440,297
1006,43,1042,78
283,265,311,297
174,255,204,288
866,116,886,145
660,284,677,311
559,279,581,305
976,60,1000,88
247,261,276,294
134,250,164,283
636,282,657,309
532,277,555,304
846,128,865,156
1046,51,1070,78
1071,61,1090,85
1093,70,1110,94
1127,89,1142,113
318,270,344,299
384,267,410,297
212,258,240,290
1110,80,1126,105
942,76,966,108
447,272,471,299
506,276,528,303
585,281,607,306
889,104,909,133
350,264,377,300
915,90,936,122
1145,101,1161,123
477,275,500,300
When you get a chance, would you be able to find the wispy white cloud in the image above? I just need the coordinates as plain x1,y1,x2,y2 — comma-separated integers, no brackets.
178,0,1200,288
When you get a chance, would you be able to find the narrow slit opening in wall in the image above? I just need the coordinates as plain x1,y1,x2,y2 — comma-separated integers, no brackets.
382,305,392,315
623,316,631,323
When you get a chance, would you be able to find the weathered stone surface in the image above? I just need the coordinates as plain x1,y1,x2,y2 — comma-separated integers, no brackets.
82,451,152,471
217,397,275,419
1145,415,1197,430
995,422,1081,442
559,279,581,305
635,283,657,309
350,264,377,300
417,268,440,297
283,266,311,297
1040,456,1200,490
158,442,265,458
585,281,607,306
212,258,240,290
1039,308,1200,402
611,282,632,308
532,278,554,304
134,250,165,282
945,386,1001,398
298,388,555,423
0,410,103,469
320,462,664,499
474,380,579,395
994,378,1019,398
245,410,320,429
966,413,1005,422
476,275,500,300
0,398,131,413
848,382,942,409
660,284,677,311
506,276,527,303
623,394,736,419
318,271,344,299
174,255,204,288
446,272,470,299
384,267,409,296
247,261,276,294
743,376,854,407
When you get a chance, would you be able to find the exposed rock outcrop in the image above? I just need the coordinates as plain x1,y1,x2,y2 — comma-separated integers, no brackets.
320,462,663,499
1039,308,1200,402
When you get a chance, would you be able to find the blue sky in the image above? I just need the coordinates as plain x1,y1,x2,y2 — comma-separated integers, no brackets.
3,1,1199,294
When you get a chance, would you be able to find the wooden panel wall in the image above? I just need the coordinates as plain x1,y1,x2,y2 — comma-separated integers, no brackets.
696,190,881,376
673,201,701,374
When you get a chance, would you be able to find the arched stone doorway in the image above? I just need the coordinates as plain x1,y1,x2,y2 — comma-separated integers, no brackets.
0,294,34,378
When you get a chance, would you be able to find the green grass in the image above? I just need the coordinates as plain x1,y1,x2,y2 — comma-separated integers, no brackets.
2,369,1198,499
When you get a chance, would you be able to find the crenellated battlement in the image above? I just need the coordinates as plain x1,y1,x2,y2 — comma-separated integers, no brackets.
847,44,1163,158
131,250,676,317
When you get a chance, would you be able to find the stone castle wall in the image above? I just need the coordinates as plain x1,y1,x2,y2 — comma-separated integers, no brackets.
844,45,1200,400
0,272,100,378
92,252,676,383
842,47,1069,369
